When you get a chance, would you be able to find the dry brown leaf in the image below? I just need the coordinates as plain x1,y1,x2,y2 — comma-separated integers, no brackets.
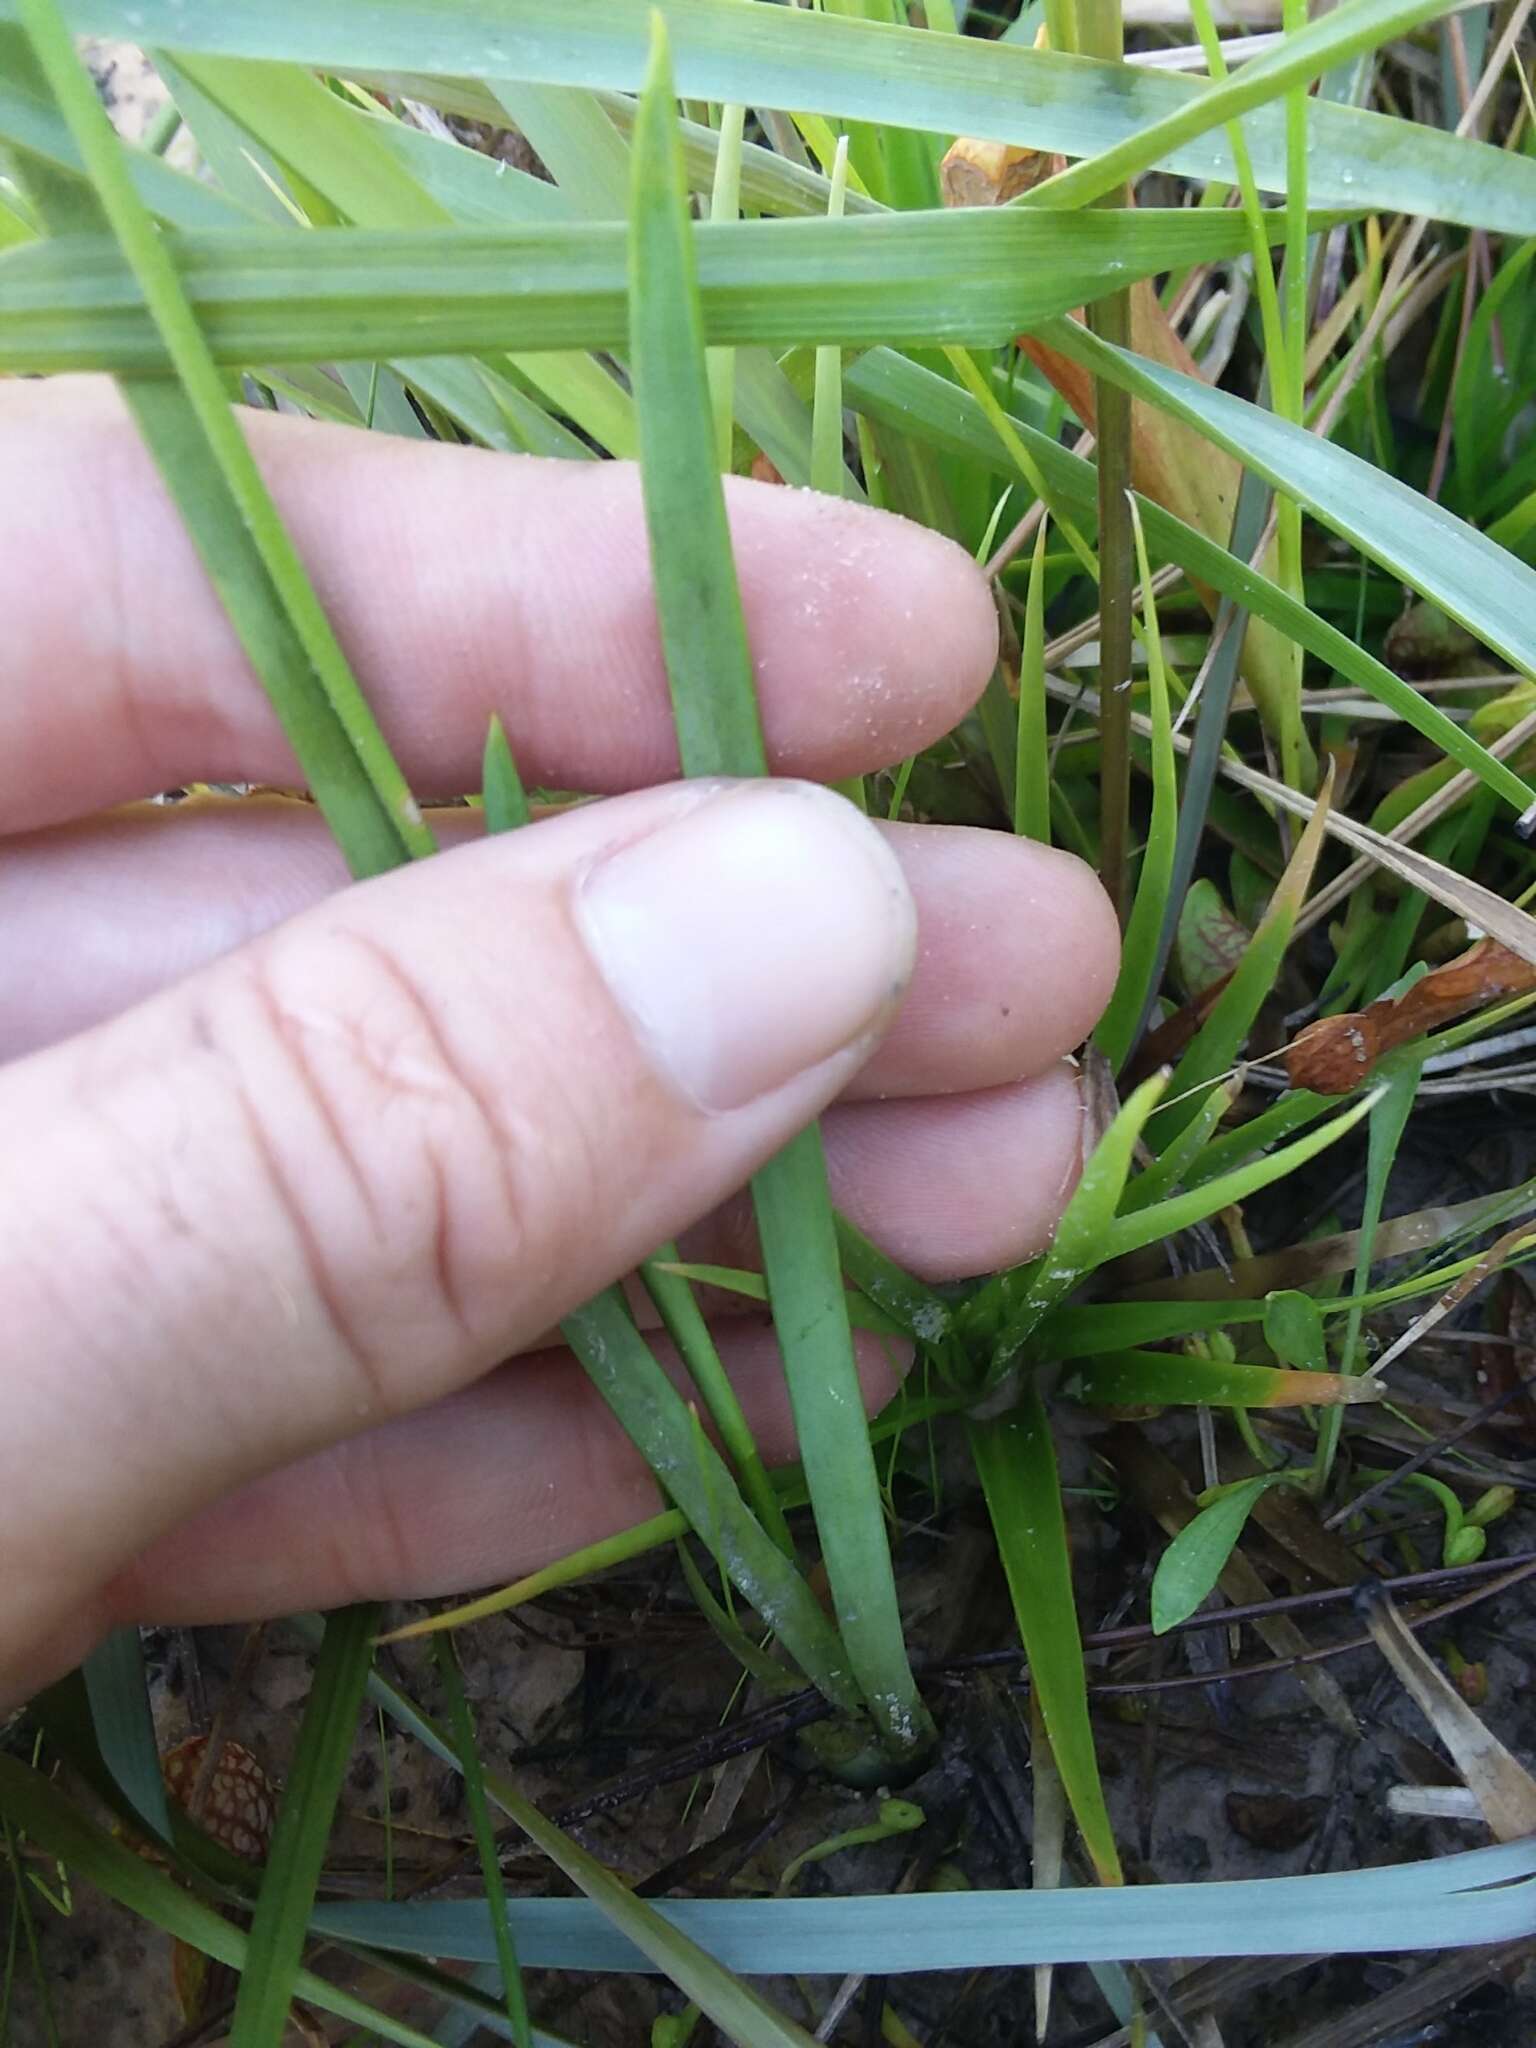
1285,940,1536,1092
1362,1585,1536,1842
939,135,1063,205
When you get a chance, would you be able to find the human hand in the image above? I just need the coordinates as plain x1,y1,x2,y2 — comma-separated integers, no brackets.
0,379,1118,1709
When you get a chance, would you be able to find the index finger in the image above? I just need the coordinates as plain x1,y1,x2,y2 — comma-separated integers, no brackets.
0,378,998,835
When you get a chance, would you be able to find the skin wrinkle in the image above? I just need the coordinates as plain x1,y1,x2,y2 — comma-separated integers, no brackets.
317,921,542,1340
223,1060,382,1414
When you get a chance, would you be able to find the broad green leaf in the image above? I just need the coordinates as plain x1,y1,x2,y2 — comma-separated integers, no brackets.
844,350,1534,816
1263,1290,1328,1374
0,207,1326,369
20,0,1534,232
968,1394,1121,1884
230,1603,378,2047
1151,1476,1287,1633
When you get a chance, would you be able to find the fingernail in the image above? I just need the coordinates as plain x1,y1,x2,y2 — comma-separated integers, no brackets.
577,780,917,1113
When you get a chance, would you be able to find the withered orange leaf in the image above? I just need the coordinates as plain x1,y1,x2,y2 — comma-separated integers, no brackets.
1284,939,1536,1093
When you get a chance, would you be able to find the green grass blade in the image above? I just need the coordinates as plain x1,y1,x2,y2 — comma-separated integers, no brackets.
1117,1078,1239,1216
1036,316,1536,724
844,350,1535,814
1094,499,1178,1069
1069,1350,1381,1409
482,716,531,834
230,1603,378,2047
629,17,930,1763
28,0,1535,232
968,1394,1121,1885
1103,1091,1379,1261
13,2,431,879
0,1756,457,2048
80,1628,171,1844
1154,766,1334,1140
641,1247,796,1558
1012,520,1052,845
629,41,764,782
985,1071,1170,1366
750,1126,935,1756
0,208,1341,369
433,1638,533,2048
560,1288,861,1716
1314,1049,1424,1490
834,1215,952,1345
1023,0,1462,214
310,1640,827,2046
810,135,851,498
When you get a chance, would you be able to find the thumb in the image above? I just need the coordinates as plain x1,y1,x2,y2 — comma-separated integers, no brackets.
0,779,914,1663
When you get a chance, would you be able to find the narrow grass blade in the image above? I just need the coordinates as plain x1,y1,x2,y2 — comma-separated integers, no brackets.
844,351,1534,815
810,135,851,497
482,715,531,834
1012,520,1052,845
12,3,431,879
1155,765,1335,1140
628,19,930,1762
230,1603,378,2046
751,1126,935,1756
315,1641,828,2047
433,1638,532,2048
834,1216,952,1345
1095,498,1178,1069
0,209,1339,370
1024,0,1462,214
1069,1350,1382,1408
80,1628,171,1843
1117,1077,1240,1216
1036,316,1536,717
560,1288,861,1716
1315,1050,1423,1488
28,0,1536,232
1102,1090,1378,1261
0,1757,459,2048
641,1248,796,1558
969,1393,1122,1884
628,40,763,781
982,1071,1170,1366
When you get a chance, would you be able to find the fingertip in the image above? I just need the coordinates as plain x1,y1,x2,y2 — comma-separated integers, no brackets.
1017,843,1122,1047
728,481,999,773
824,1063,1088,1282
